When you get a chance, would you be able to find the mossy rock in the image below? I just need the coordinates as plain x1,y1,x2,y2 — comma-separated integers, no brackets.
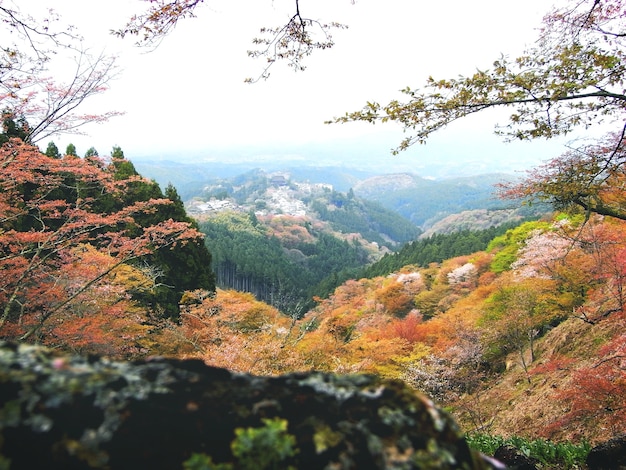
0,342,496,469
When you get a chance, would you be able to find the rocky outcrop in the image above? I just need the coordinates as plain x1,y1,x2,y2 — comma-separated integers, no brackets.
493,444,540,470
0,342,497,469
586,435,626,470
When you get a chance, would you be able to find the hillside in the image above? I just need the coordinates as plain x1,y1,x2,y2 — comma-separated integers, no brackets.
143,213,626,449
186,169,421,247
187,170,423,314
3,142,624,456
133,159,541,231
352,173,542,228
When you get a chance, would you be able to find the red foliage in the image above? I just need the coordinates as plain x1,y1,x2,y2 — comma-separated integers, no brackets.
387,311,424,344
529,355,576,375
0,139,202,341
545,330,626,438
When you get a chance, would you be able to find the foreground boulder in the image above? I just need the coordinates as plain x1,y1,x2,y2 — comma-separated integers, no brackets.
493,444,539,470
0,342,496,469
586,434,626,470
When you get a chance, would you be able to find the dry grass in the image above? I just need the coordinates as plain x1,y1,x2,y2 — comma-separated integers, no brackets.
450,316,622,445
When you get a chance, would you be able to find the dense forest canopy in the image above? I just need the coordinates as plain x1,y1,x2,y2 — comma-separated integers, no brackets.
0,130,215,349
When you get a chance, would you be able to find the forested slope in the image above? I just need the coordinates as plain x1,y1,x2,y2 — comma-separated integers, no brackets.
198,211,371,316
154,213,626,448
0,137,215,354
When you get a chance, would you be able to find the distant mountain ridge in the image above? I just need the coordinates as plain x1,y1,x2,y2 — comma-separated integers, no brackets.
186,168,420,248
133,157,537,231
352,172,530,228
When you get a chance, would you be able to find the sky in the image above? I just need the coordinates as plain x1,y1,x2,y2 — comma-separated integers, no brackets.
23,0,576,175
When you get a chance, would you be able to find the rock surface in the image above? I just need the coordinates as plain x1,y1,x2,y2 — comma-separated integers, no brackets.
493,444,539,470
0,342,496,469
586,434,626,470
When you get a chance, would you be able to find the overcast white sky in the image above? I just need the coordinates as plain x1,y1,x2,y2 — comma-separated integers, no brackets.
24,0,575,173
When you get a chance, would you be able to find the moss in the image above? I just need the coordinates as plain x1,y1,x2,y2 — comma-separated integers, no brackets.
0,341,496,469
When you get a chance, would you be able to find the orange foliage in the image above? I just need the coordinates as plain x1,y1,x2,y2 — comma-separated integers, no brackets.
37,246,153,357
374,280,415,317
0,140,203,342
264,215,315,248
163,289,306,375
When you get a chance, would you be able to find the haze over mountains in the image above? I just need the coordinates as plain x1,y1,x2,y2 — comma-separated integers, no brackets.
132,153,540,232
131,140,542,202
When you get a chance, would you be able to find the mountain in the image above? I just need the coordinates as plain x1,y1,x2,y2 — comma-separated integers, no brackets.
132,159,379,200
186,170,423,314
352,173,532,228
186,169,420,248
132,157,542,231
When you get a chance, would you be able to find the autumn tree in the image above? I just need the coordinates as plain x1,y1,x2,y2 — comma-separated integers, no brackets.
547,329,626,438
0,138,204,342
334,0,625,151
482,274,563,379
502,130,626,221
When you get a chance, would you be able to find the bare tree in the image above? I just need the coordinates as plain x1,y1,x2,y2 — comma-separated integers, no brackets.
1,3,120,142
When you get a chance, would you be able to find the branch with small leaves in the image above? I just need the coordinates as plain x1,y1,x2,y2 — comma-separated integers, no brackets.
330,0,626,154
114,0,349,82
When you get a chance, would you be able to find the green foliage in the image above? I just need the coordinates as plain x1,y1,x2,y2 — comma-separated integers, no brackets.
88,151,216,318
193,170,419,247
231,418,297,470
488,220,551,273
363,222,522,278
44,141,60,158
182,418,298,470
466,434,591,468
199,212,370,315
139,182,215,318
183,453,232,470
311,190,420,246
84,146,98,157
0,111,29,144
65,143,77,156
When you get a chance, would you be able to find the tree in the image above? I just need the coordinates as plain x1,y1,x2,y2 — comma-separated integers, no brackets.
333,1,625,153
0,111,29,145
501,130,626,221
483,274,562,380
0,5,121,143
0,138,203,341
44,141,60,158
65,143,77,156
84,146,99,158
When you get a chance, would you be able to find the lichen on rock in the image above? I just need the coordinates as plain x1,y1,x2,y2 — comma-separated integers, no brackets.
0,341,497,469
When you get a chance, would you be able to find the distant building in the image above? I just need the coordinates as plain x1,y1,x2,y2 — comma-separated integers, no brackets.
270,175,288,186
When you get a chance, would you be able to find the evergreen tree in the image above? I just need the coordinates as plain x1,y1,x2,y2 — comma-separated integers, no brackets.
111,145,124,159
0,111,29,145
65,143,77,156
44,141,60,158
84,147,99,158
